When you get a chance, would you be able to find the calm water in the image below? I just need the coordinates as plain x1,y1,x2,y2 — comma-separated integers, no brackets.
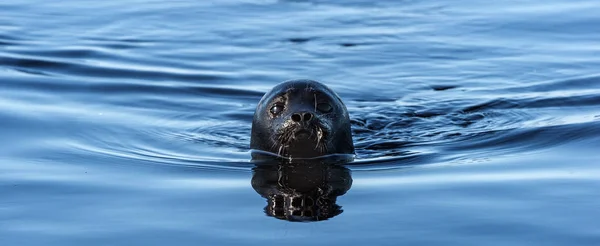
2,0,600,245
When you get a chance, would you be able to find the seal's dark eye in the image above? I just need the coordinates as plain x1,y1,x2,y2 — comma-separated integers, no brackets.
317,103,332,113
270,104,284,115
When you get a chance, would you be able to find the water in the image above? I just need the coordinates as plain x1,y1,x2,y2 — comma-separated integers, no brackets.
2,0,600,245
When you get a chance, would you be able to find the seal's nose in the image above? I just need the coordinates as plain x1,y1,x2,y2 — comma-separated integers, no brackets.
291,112,313,122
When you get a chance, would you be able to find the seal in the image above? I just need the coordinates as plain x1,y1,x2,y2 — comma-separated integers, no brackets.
250,79,354,159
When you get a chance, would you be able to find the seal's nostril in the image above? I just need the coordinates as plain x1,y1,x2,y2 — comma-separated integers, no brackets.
303,112,312,121
291,113,302,122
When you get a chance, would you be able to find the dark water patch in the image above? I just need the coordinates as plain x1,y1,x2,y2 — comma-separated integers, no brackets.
287,37,313,43
0,34,21,46
448,113,486,128
100,43,143,50
1,55,70,70
361,140,414,151
339,43,359,47
461,98,518,113
86,37,152,44
12,47,107,59
11,67,52,76
0,40,17,46
350,118,366,127
431,85,458,91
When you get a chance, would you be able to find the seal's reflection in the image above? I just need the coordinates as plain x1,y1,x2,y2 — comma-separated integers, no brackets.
251,160,352,222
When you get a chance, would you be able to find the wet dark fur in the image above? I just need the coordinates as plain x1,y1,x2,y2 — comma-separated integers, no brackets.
250,79,354,159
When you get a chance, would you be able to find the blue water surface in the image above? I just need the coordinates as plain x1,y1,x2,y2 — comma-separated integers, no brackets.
1,0,600,245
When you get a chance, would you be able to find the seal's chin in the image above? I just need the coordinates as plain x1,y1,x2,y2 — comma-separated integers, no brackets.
275,126,329,158
293,129,313,140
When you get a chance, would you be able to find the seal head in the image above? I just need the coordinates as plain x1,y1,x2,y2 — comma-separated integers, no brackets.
250,79,354,159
